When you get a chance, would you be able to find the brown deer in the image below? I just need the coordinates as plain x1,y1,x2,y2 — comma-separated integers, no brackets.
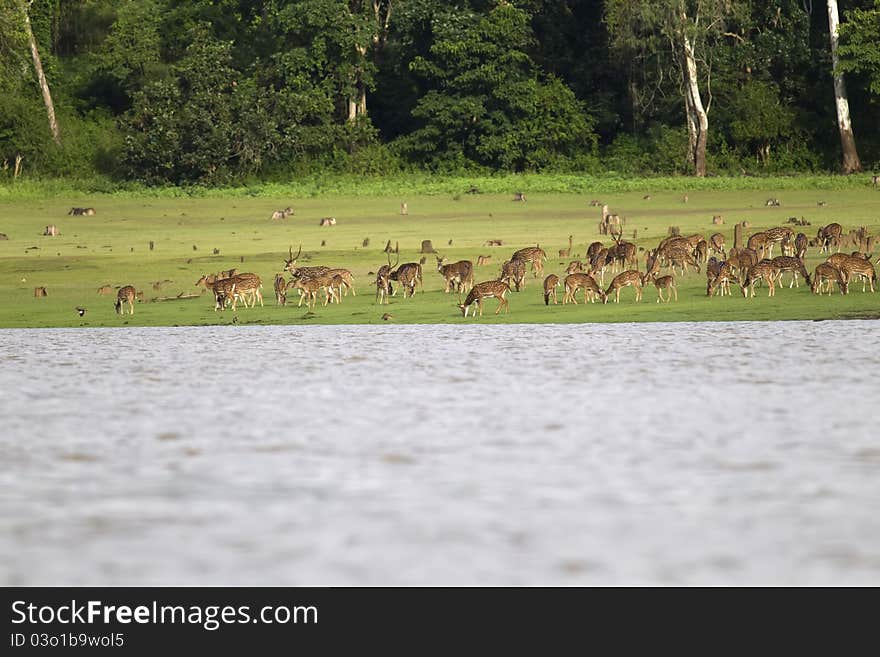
839,255,877,293
458,280,511,317
375,253,399,304
500,258,527,292
115,286,136,315
764,227,794,259
283,245,331,280
586,241,604,262
741,262,778,298
290,273,340,309
747,231,771,258
694,239,708,264
604,270,643,303
33,286,48,297
543,274,560,305
565,260,585,275
811,263,847,295
709,233,726,258
609,237,638,272
647,272,677,302
274,274,287,305
394,262,423,298
511,245,547,278
794,233,808,260
663,246,701,276
558,235,573,259
270,207,293,220
229,273,264,308
96,285,113,295
817,223,843,254
589,248,612,284
563,273,605,304
437,257,474,294
706,262,739,297
476,255,493,266
324,268,356,297
770,256,811,289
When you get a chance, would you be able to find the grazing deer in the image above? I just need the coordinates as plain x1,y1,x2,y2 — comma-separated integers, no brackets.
741,262,778,298
663,246,701,276
33,286,48,297
543,274,560,305
558,235,573,259
476,255,492,266
395,262,423,298
817,223,843,254
727,247,759,276
709,233,726,258
604,270,643,303
563,273,605,304
682,233,705,250
794,233,808,260
589,248,612,284
770,256,811,288
115,286,136,315
458,280,511,317
811,263,847,295
437,257,474,294
500,258,527,292
647,273,677,302
274,274,287,305
68,207,96,216
706,262,739,297
839,255,877,293
511,246,547,278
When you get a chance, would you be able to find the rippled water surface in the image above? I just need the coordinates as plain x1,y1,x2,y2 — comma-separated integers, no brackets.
1,321,879,585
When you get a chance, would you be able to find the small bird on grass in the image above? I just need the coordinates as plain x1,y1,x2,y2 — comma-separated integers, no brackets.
76,307,86,317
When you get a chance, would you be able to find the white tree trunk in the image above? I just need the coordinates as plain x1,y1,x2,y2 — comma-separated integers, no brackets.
22,1,60,144
826,0,861,173
681,27,708,177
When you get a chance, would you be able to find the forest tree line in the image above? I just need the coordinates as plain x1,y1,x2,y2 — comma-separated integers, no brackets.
0,0,878,185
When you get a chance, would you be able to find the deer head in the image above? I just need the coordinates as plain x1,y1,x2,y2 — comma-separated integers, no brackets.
284,244,303,273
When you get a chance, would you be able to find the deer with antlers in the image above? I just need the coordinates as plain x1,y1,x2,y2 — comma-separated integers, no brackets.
283,245,331,281
375,253,398,304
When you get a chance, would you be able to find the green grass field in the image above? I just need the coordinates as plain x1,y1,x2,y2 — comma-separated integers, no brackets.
1,181,878,327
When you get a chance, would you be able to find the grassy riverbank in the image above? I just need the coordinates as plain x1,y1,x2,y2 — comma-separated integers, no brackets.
0,181,878,328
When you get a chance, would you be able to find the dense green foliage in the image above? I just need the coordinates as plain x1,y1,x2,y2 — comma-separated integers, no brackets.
0,0,877,184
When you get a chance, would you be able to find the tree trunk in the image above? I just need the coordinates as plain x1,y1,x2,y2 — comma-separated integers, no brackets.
681,27,708,177
21,1,60,145
826,0,861,173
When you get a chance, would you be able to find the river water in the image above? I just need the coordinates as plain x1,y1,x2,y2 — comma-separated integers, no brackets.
1,321,879,585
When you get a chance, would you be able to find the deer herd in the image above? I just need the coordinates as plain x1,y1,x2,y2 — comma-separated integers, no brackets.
107,215,876,318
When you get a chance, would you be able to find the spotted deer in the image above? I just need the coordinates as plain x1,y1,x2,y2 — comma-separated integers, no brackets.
747,231,771,258
283,245,331,281
589,248,612,284
586,241,604,262
794,233,808,260
115,286,136,315
610,237,638,272
565,260,585,274
274,274,288,305
375,253,398,304
476,255,493,267
770,256,811,289
604,270,643,303
543,274,560,305
741,262,778,298
764,227,794,259
709,233,726,258
437,257,474,294
324,268,356,297
458,280,511,317
663,246,701,276
817,223,843,254
229,273,264,308
290,273,340,309
706,262,739,297
563,273,605,304
648,273,677,302
511,246,547,278
694,239,708,264
500,258,527,292
394,262,423,298
839,255,877,293
270,206,293,220
811,263,847,295
727,247,759,276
